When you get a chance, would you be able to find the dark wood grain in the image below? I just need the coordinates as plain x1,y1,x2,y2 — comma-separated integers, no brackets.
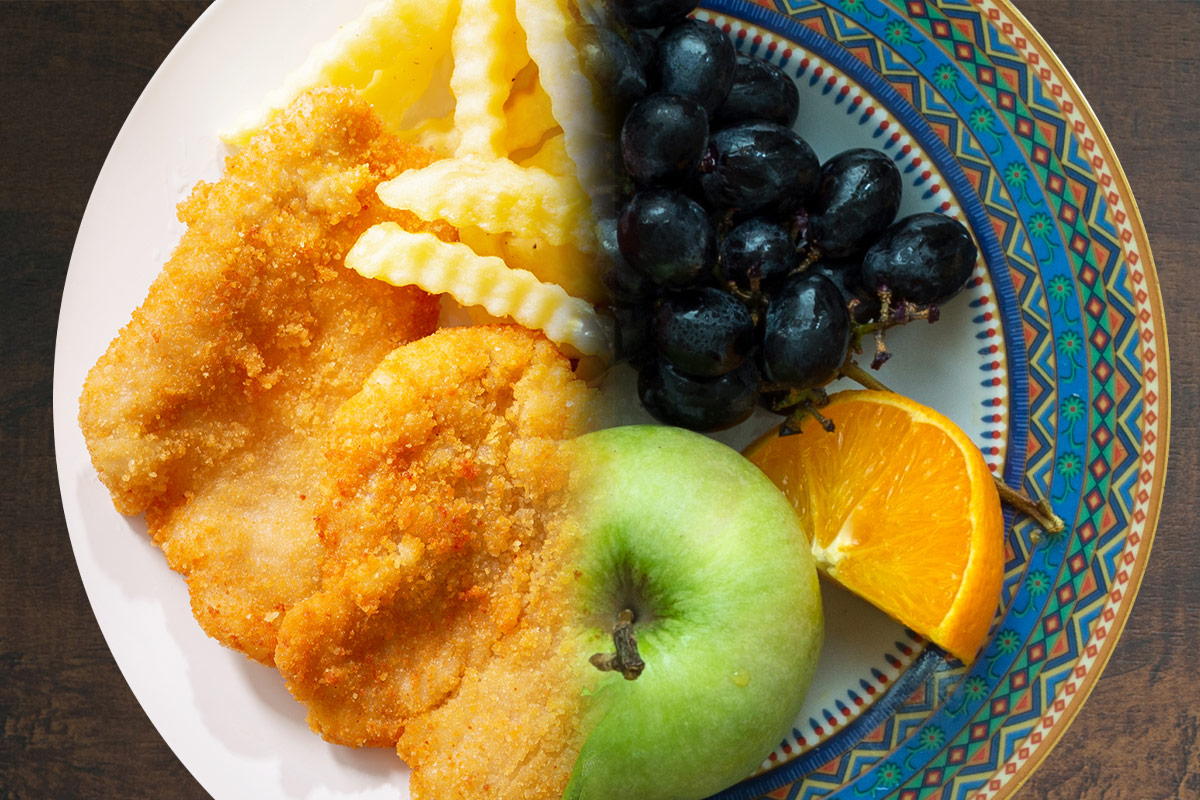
1005,3,1200,798
2,4,217,797
2,1,1194,799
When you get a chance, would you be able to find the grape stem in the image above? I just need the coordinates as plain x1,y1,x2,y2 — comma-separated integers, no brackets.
848,290,942,370
779,388,835,435
838,359,1066,535
793,245,823,275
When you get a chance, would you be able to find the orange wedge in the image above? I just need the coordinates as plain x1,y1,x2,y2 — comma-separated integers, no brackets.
744,390,1003,662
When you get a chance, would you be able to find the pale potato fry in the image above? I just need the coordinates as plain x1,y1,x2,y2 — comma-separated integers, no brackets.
508,58,540,95
516,132,572,175
450,0,525,157
377,156,596,251
513,0,607,197
498,235,606,305
396,52,456,129
456,227,602,304
455,225,507,259
396,114,461,157
348,223,612,357
222,0,458,146
504,77,560,156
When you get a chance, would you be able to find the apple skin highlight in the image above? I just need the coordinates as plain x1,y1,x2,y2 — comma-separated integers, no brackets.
564,425,824,800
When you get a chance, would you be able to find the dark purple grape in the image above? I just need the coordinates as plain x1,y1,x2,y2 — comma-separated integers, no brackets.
811,258,880,323
653,286,755,376
618,190,717,287
602,252,657,304
651,19,737,114
628,29,657,70
613,303,655,366
713,55,800,128
808,148,902,259
861,212,978,307
758,272,851,389
699,122,819,218
638,357,762,431
610,0,698,29
575,25,648,116
621,93,708,186
718,217,798,292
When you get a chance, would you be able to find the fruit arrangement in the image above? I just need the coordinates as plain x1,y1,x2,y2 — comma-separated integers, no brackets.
574,0,1066,657
565,425,823,800
578,0,979,434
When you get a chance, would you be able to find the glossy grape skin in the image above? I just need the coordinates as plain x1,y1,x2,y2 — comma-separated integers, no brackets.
699,122,820,218
808,148,902,259
621,93,709,186
601,251,657,304
758,272,851,389
618,190,718,287
576,25,648,116
638,357,762,431
628,28,657,70
861,212,978,306
810,258,880,324
718,218,797,292
713,55,800,128
610,0,698,29
613,303,655,366
651,19,737,114
653,287,755,376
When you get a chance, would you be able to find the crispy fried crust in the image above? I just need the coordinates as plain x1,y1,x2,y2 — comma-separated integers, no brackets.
274,326,595,779
396,541,589,800
78,87,448,663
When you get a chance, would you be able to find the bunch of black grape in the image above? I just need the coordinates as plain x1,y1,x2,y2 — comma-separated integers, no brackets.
581,0,978,433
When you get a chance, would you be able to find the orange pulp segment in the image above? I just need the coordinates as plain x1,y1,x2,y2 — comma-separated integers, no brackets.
744,390,1003,662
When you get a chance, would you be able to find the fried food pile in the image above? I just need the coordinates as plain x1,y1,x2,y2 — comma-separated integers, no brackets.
278,325,595,797
79,87,451,663
80,87,600,798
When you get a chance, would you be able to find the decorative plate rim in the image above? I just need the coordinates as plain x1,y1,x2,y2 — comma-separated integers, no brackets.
964,1,1169,795
698,0,1169,798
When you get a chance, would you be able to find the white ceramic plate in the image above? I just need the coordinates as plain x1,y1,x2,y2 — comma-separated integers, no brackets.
56,0,1162,797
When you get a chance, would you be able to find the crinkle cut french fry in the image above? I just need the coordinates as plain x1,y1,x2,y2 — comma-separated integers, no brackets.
516,132,571,175
221,0,458,146
347,223,613,357
504,78,560,156
456,226,507,260
458,226,603,304
450,0,525,157
513,0,608,197
499,235,607,305
377,157,596,251
396,115,461,157
509,58,540,95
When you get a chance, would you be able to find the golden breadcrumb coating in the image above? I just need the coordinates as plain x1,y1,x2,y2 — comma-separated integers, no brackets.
274,326,596,786
77,87,449,664
397,520,589,800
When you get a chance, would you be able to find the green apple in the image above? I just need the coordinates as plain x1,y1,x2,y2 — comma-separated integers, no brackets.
564,424,823,800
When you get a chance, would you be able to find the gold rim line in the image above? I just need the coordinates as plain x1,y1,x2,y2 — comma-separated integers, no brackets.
968,1,1171,797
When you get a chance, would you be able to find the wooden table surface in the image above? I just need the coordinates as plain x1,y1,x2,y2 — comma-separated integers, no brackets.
2,1,1195,798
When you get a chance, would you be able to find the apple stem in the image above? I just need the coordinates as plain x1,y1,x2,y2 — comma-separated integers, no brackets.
589,609,644,681
838,359,1066,535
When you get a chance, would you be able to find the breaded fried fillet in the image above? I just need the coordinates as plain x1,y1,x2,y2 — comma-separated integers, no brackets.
78,87,448,664
274,326,596,761
396,528,589,800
